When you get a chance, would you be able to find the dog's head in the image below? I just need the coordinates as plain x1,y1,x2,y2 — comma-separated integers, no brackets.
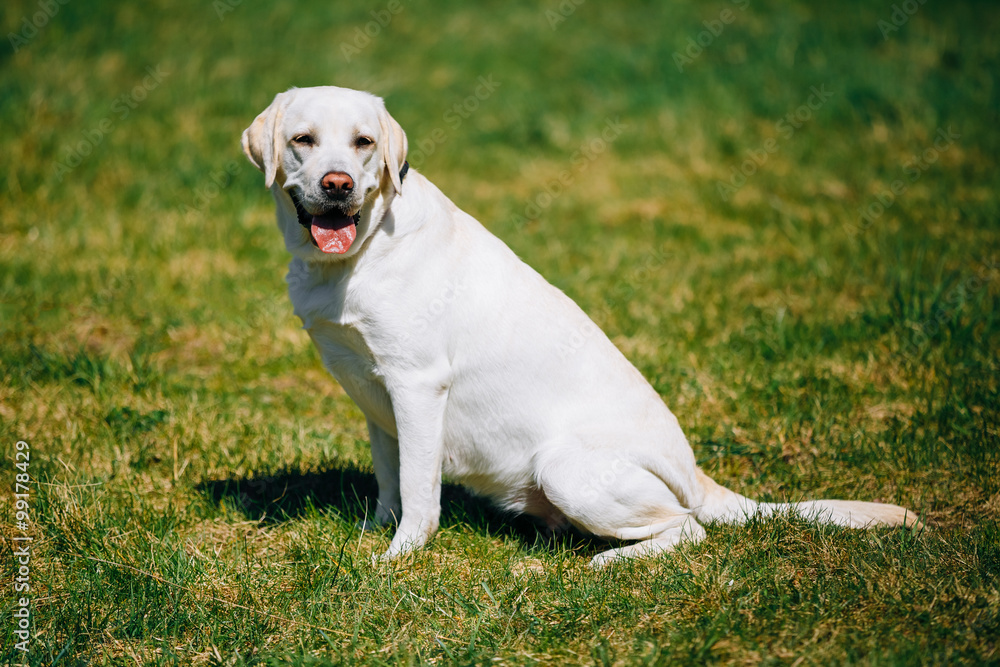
242,86,407,260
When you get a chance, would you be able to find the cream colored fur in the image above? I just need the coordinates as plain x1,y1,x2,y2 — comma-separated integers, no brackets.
242,86,918,566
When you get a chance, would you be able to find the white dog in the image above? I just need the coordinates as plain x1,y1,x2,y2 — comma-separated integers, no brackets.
242,86,918,566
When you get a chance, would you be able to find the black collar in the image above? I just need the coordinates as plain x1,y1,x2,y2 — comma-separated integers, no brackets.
399,160,409,182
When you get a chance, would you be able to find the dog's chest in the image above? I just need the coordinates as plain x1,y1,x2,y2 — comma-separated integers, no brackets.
305,318,396,434
289,265,397,435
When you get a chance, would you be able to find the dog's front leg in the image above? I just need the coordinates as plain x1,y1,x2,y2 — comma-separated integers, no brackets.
377,375,448,560
361,418,401,531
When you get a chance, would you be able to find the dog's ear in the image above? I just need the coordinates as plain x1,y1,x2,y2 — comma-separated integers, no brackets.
377,102,408,196
242,90,293,188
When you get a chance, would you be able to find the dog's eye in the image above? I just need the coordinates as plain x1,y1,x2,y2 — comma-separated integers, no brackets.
292,134,315,146
355,136,374,148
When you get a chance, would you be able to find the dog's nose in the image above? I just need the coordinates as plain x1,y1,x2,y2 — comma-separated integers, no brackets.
321,171,354,195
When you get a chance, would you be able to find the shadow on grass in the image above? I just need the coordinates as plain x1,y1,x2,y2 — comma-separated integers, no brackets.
196,461,615,558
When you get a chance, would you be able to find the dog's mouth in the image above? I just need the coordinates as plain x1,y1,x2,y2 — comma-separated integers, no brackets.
289,191,361,255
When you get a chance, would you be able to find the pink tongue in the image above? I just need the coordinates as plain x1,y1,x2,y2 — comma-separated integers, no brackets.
310,214,357,254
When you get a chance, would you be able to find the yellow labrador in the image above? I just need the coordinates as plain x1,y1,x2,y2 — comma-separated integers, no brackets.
242,86,918,566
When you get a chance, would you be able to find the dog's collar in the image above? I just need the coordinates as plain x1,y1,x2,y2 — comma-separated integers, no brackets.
399,160,409,183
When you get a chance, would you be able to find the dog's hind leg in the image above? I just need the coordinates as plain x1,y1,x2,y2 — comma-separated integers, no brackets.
586,515,706,567
535,445,706,567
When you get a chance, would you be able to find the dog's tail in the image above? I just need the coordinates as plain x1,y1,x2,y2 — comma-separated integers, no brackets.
690,469,921,529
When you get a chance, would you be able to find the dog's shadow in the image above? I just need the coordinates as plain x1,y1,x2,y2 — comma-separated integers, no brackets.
196,461,613,558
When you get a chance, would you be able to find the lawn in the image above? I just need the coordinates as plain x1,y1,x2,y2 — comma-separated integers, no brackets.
1,0,998,664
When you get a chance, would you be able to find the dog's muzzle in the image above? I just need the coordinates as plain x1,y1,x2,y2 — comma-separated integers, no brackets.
288,189,360,255
286,161,409,255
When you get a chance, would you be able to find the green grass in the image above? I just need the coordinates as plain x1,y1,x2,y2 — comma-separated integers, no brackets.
2,0,999,663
